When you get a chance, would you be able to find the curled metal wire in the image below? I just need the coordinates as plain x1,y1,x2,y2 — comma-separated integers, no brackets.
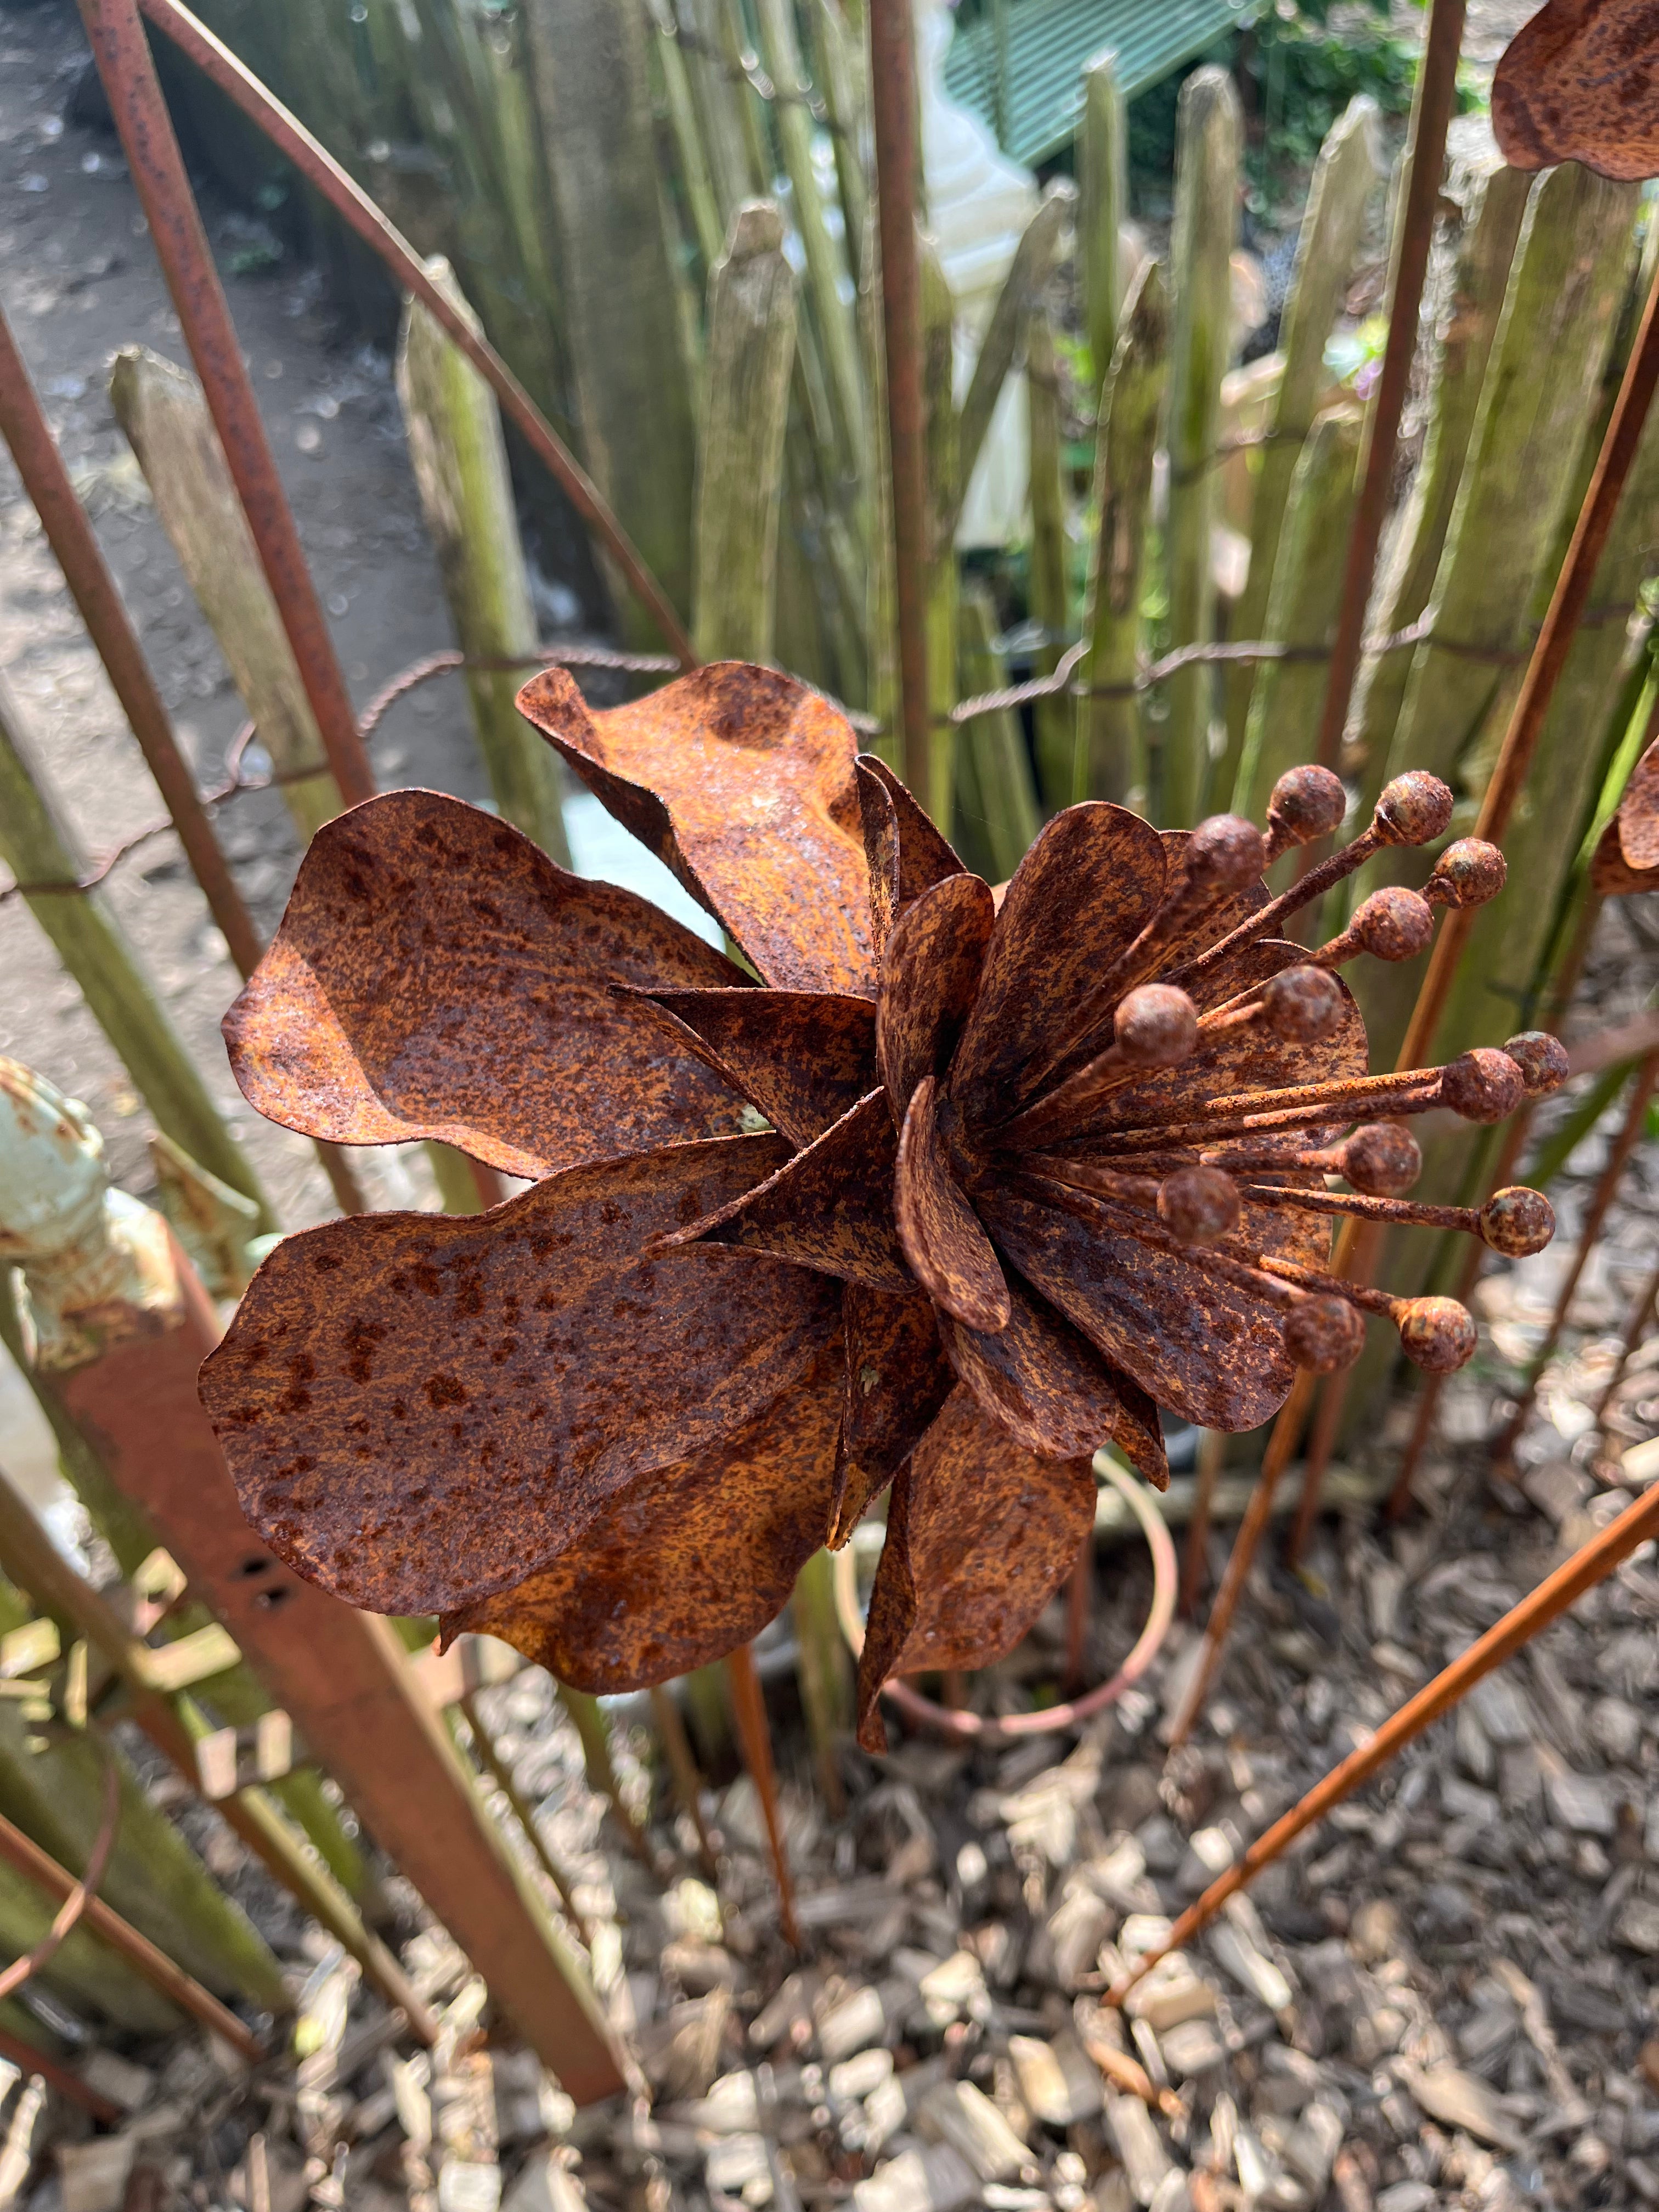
0,1740,121,2004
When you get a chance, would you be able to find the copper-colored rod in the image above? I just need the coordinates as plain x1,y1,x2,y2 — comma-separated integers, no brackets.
77,0,375,808
1285,1363,1350,1570
1311,0,1468,774
648,1685,720,1881
0,302,261,976
0,2027,120,2120
0,1804,263,2060
1168,1367,1316,1745
1494,1048,1659,1461
132,0,696,674
1109,1472,1659,2011
1180,1428,1226,1617
725,1644,802,1949
868,0,930,800
0,300,366,1220
1398,247,1659,1073
1595,1252,1659,1427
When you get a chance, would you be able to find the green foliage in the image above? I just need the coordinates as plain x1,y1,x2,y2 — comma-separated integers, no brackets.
1241,9,1416,206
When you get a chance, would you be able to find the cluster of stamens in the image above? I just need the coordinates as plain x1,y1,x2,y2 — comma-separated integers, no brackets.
989,765,1562,1380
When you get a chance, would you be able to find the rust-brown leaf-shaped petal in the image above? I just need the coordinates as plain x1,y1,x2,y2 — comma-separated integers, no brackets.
949,803,1167,1129
1593,812,1659,894
222,791,752,1180
854,1389,1097,1751
633,987,876,1148
518,663,877,995
199,1137,838,1616
1493,0,1659,180
877,871,996,1124
936,1269,1137,1458
855,754,966,950
1618,735,1659,872
980,1181,1310,1432
894,1075,1011,1333
667,1089,913,1292
441,1342,844,1691
1101,1366,1169,1493
828,1285,955,1545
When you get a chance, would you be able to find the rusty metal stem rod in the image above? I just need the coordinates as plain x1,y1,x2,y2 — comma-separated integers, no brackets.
77,0,377,809
1596,1252,1659,1425
726,1644,802,1950
1312,0,1466,771
1398,243,1659,1073
1110,1470,1659,2011
132,0,696,674
0,300,262,977
0,1803,263,2060
868,0,930,801
1495,1048,1659,1458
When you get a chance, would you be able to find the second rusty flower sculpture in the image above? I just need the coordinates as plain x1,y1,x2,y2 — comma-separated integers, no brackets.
200,665,1562,1748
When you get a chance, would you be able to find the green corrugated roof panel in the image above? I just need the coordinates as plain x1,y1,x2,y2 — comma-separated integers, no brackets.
942,0,1250,166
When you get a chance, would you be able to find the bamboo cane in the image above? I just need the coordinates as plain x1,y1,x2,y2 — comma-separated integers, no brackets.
0,693,274,1228
1081,261,1168,809
693,203,799,665
1162,66,1240,826
397,259,572,866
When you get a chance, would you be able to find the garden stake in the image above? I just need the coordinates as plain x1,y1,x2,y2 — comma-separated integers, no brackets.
459,1690,592,1945
648,1686,720,1880
0,2032,119,2123
1311,0,1468,774
0,310,368,1216
77,0,376,808
132,0,695,668
1494,1047,1659,1462
1062,1527,1093,1691
1398,240,1659,1072
726,1645,802,1949
1594,1252,1659,1427
0,1809,261,2061
868,0,931,801
1109,1471,1659,2012
1180,1429,1226,1616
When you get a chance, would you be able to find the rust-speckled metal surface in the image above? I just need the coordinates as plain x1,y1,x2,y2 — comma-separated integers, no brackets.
1617,733,1659,872
224,791,749,1179
441,1342,845,1689
205,681,1556,1712
200,1138,837,1613
1493,0,1659,179
518,662,877,994
854,1389,1098,1751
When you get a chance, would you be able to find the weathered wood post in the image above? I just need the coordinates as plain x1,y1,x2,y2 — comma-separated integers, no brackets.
109,347,342,845
958,585,1041,881
693,204,799,665
1026,290,1074,811
1162,66,1240,826
922,231,960,827
1079,51,1127,400
397,257,572,866
0,1058,625,2101
0,681,273,1229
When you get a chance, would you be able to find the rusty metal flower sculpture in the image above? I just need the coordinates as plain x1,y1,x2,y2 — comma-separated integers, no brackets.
1493,0,1659,179
200,664,1561,1750
1593,730,1659,893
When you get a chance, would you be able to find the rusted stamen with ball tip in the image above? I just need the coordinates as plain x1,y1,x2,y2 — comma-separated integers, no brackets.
193,681,1554,1758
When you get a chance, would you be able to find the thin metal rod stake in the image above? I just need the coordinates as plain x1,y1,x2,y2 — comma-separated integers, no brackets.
1110,1472,1659,2009
726,1644,801,1949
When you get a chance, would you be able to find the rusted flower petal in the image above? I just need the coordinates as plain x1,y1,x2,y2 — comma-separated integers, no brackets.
1618,735,1659,872
668,1090,913,1292
1593,812,1659,895
855,755,966,950
949,803,1167,1130
877,871,996,1124
937,1269,1146,1459
221,791,753,1180
894,1075,1012,1333
441,1341,844,1691
634,988,876,1147
854,1388,1097,1751
1098,1366,1169,1492
518,663,877,995
199,1137,839,1615
828,1285,956,1545
979,1182,1313,1431
1493,0,1659,180
1052,944,1367,1152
